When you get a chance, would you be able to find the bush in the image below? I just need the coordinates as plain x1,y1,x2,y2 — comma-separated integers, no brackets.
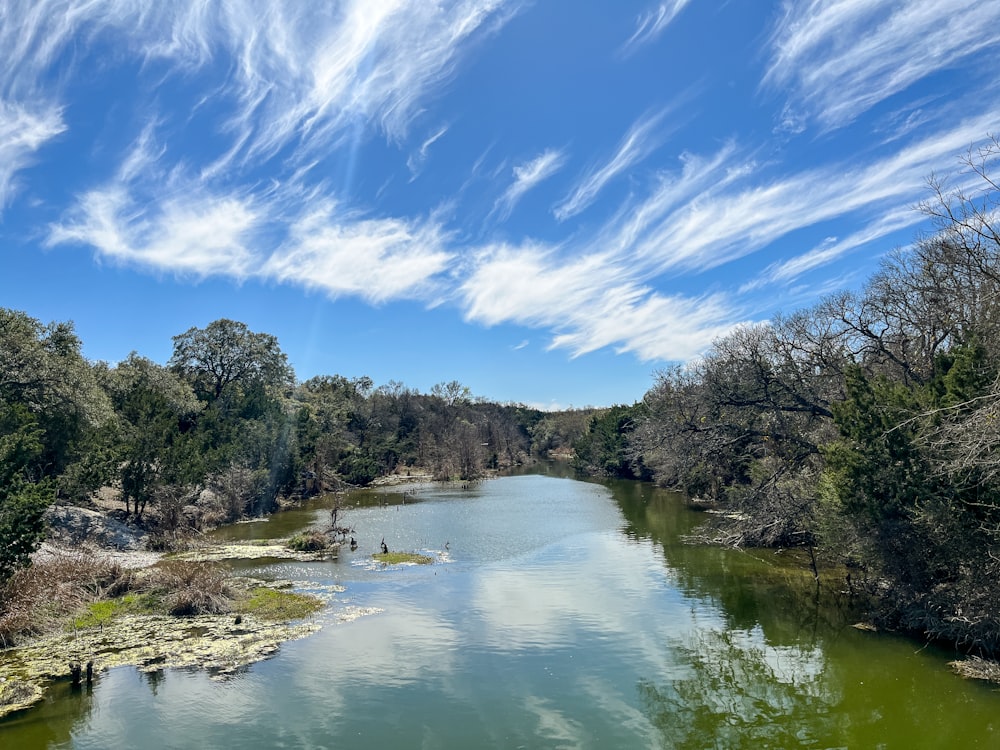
147,560,232,616
287,530,330,552
0,480,53,583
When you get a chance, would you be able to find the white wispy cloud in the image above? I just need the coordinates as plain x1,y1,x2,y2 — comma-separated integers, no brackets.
607,113,1000,276
46,122,259,278
1,0,521,168
554,110,669,221
48,186,260,278
744,206,918,292
493,148,567,220
765,0,1000,130
460,243,742,360
263,202,454,303
461,115,1000,361
620,1,693,55
0,101,64,209
21,0,506,306
221,0,521,162
12,0,1000,372
407,124,449,179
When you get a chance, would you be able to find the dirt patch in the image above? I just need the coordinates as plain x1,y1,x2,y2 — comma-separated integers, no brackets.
44,505,148,551
33,542,163,570
369,468,434,486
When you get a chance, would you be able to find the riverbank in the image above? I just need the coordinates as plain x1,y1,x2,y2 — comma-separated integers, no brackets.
0,540,332,719
1,472,464,720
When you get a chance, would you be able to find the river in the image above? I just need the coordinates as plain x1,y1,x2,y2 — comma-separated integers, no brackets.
3,466,999,748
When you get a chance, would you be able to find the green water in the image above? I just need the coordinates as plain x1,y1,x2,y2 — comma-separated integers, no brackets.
3,468,999,748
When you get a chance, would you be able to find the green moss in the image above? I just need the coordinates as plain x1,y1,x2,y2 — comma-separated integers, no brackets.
235,587,324,621
68,594,160,630
372,551,434,565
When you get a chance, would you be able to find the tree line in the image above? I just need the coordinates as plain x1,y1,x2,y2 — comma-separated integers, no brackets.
0,315,573,580
572,138,1000,654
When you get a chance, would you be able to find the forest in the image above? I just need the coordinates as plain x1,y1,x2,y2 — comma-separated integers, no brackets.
572,138,1000,655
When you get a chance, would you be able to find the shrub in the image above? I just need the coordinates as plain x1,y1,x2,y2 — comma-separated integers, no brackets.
147,560,232,616
287,530,330,552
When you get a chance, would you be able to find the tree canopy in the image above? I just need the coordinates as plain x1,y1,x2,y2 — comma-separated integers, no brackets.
169,319,294,401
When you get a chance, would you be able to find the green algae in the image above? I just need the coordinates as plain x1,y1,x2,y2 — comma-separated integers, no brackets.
236,588,324,621
0,611,320,719
68,594,159,630
372,551,434,565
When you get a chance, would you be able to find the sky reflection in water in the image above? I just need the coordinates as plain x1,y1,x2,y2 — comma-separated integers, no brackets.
4,473,1000,748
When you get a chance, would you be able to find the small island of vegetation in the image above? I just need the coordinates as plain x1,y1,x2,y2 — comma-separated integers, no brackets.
373,551,435,565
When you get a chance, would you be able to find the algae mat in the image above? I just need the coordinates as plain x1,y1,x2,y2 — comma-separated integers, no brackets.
0,613,319,718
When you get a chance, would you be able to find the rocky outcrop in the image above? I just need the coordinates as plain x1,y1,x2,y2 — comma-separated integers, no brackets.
44,505,148,551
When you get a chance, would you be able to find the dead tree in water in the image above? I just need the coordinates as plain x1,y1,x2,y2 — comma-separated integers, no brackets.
328,495,354,542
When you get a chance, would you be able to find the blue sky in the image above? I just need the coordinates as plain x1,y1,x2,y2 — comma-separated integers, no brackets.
2,1,1000,408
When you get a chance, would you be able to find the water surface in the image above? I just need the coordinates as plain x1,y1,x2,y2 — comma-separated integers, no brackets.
3,469,999,748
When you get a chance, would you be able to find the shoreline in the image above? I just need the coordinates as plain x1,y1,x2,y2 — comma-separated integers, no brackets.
1,536,338,720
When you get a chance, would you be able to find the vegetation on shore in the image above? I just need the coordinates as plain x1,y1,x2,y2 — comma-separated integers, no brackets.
0,553,324,718
6,140,1000,684
0,279,589,715
1,556,322,647
570,139,1000,657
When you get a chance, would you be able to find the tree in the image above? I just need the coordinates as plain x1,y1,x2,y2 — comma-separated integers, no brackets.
103,354,201,518
0,308,112,486
0,403,53,580
167,320,299,515
169,319,293,402
572,403,649,479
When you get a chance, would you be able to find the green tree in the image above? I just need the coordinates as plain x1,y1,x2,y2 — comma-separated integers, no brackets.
169,320,298,516
573,403,649,479
0,308,112,487
103,354,201,518
0,404,53,580
169,319,293,402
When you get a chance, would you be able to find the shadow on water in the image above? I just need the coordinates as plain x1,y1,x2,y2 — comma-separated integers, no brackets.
611,478,855,642
602,476,1000,749
0,675,96,747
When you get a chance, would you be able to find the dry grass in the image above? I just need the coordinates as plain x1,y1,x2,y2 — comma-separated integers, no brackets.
146,560,233,616
0,554,136,647
950,656,1000,683
0,556,238,646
